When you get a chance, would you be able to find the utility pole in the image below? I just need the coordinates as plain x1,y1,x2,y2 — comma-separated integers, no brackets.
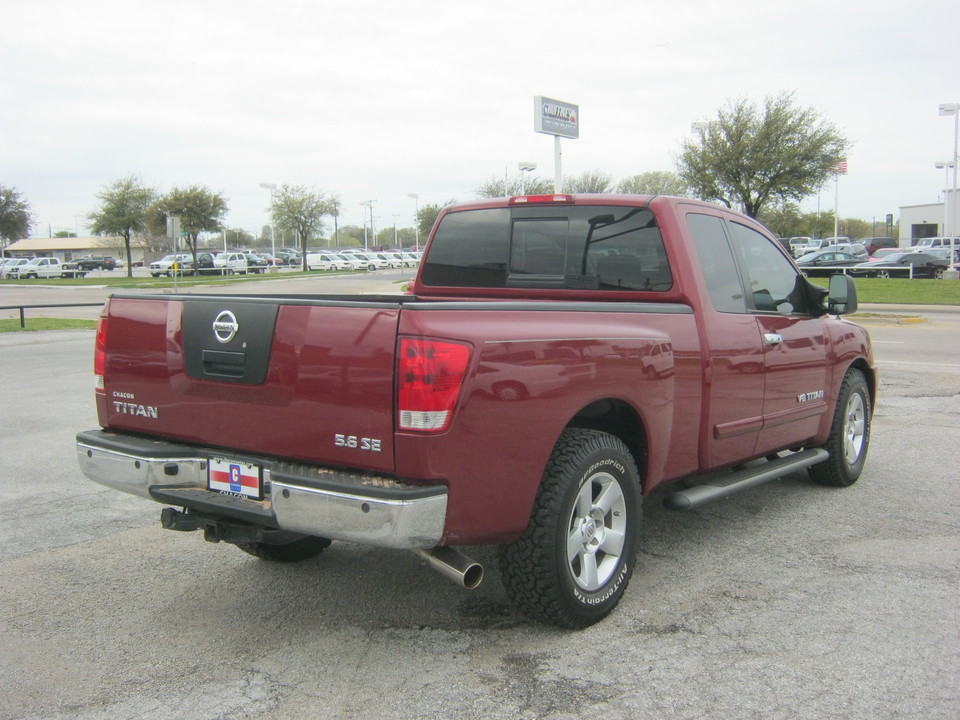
360,200,376,249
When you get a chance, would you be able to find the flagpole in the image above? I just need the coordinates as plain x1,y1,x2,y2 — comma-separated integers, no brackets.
834,174,840,240
831,159,847,239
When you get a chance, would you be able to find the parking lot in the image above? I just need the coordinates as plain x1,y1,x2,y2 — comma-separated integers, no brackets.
0,281,958,719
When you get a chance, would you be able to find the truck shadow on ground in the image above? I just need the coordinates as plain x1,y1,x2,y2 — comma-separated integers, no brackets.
157,468,826,635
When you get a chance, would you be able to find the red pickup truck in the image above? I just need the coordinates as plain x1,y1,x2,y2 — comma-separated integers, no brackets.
77,194,875,628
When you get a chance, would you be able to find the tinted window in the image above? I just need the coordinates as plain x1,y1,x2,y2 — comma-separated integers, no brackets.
421,205,671,291
580,208,672,291
510,218,568,276
418,209,510,287
728,222,809,314
687,213,747,313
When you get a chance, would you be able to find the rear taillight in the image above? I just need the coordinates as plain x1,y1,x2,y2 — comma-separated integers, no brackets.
94,314,107,392
397,338,471,432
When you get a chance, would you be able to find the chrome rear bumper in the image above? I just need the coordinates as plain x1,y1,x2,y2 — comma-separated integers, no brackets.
76,429,447,549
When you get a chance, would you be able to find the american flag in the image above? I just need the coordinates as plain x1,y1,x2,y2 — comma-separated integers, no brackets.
831,160,848,174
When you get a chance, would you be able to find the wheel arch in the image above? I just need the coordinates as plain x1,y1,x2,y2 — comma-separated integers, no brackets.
565,398,649,487
846,357,877,412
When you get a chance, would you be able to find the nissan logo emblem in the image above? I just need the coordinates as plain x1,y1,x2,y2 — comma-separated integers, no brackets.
212,310,239,344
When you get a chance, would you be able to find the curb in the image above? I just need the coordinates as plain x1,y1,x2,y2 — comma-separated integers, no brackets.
851,313,928,325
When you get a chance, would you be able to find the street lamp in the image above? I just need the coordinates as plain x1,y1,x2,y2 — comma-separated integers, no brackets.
939,103,959,238
259,182,278,267
407,193,419,251
935,161,956,236
518,162,537,193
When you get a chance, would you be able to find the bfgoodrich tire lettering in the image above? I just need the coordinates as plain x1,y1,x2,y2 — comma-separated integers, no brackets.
810,368,871,487
499,428,642,628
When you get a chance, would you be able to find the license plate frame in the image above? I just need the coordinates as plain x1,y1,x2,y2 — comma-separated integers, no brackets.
207,457,263,500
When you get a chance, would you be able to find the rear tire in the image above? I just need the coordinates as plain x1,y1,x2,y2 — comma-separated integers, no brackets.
499,428,642,628
810,368,871,487
236,536,331,562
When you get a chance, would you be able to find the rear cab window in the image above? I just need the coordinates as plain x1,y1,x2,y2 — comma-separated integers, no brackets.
419,203,673,292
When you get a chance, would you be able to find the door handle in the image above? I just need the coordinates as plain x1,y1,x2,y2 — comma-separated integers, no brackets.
764,333,783,345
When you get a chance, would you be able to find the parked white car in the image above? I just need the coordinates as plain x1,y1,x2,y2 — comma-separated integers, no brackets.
1,258,31,278
378,252,405,269
916,236,959,251
213,252,248,275
9,257,82,279
334,254,366,270
305,252,351,271
350,252,391,270
149,254,193,277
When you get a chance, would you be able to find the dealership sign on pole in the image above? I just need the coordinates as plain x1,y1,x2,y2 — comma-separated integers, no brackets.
535,96,579,192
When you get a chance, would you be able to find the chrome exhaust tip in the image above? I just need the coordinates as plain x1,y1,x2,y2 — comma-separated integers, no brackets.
414,547,484,589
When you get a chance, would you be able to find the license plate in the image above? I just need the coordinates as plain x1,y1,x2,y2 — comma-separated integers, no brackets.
208,457,262,500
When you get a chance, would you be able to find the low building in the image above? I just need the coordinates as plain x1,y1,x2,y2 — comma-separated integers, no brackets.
3,236,140,265
899,188,959,246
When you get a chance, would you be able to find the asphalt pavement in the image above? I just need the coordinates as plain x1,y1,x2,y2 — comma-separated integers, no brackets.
0,275,957,719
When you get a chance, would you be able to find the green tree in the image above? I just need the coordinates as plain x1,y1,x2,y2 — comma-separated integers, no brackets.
565,170,614,194
842,218,872,239
88,175,156,277
328,195,343,249
270,185,336,271
335,224,366,248
417,201,456,242
678,93,849,218
149,185,228,273
223,228,255,248
799,211,839,239
0,185,34,254
476,175,553,197
617,171,690,196
756,201,804,238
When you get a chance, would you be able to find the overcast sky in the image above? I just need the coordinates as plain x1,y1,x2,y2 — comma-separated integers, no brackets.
3,0,957,240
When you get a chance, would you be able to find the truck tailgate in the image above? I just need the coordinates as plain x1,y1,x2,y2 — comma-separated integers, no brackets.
99,294,401,474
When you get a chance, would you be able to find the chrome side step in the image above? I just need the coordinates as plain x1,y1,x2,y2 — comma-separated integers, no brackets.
663,449,829,510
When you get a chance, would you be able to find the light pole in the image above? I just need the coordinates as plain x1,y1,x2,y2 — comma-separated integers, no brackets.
935,161,956,236
407,193,420,251
940,103,959,239
259,182,278,269
518,162,537,193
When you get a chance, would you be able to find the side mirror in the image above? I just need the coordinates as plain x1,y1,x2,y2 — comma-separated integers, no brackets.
827,274,858,315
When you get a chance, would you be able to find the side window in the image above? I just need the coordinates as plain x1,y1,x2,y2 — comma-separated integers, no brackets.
422,204,672,291
580,209,673,291
687,213,747,313
728,222,809,315
510,218,567,276
419,208,510,287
